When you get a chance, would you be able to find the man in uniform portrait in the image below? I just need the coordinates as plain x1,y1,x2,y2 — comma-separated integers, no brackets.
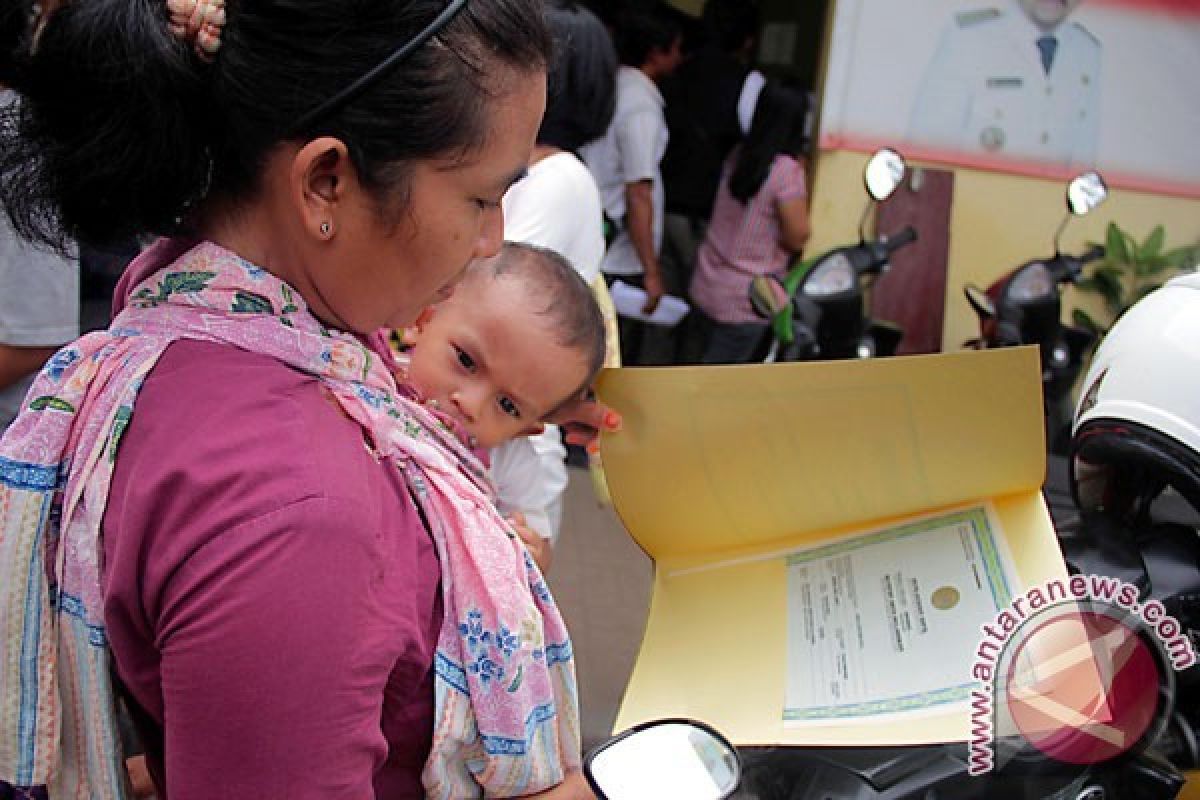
908,0,1101,169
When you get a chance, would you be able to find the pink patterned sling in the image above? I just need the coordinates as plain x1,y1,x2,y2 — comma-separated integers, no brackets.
0,239,580,798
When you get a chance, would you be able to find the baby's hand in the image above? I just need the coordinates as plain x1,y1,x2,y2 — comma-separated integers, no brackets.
508,511,552,574
546,394,621,448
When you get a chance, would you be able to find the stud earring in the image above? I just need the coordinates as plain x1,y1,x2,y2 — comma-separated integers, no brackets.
427,398,440,410
319,221,332,237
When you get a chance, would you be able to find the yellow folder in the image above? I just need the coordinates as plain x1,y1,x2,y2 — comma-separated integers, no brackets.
596,347,1068,746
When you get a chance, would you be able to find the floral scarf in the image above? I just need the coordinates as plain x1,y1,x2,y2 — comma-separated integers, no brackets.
0,240,579,798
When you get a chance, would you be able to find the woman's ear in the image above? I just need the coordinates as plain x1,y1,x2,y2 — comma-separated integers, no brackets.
290,137,353,242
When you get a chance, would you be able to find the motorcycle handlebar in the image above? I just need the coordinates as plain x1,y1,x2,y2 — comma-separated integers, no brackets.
884,226,918,253
1079,244,1106,264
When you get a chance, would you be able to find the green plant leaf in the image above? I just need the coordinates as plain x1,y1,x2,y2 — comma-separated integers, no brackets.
1140,256,1179,276
1164,245,1200,269
28,395,75,413
1105,222,1130,264
1138,225,1164,261
1081,266,1125,311
1071,308,1104,336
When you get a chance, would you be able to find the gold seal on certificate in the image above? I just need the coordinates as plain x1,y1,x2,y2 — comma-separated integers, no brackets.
932,586,961,611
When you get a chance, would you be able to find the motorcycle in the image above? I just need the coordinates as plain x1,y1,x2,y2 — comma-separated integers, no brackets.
962,171,1108,454
584,703,1187,799
748,148,918,362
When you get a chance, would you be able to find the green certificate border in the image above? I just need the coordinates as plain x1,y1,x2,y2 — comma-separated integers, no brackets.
784,505,1014,720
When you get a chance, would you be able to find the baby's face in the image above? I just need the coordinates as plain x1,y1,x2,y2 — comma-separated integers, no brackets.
405,274,591,449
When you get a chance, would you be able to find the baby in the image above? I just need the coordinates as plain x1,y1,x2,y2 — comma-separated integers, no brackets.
401,240,606,452
393,242,606,796
390,241,606,568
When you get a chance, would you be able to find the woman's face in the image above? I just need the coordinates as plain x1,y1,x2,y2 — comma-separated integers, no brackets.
316,68,546,333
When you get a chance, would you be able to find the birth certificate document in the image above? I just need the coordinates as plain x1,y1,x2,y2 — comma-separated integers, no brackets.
784,505,1016,722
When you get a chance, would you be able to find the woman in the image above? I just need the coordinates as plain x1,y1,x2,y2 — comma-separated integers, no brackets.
491,0,618,565
0,0,609,797
689,80,812,364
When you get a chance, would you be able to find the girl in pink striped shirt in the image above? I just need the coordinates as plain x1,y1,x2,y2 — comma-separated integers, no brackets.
690,82,812,363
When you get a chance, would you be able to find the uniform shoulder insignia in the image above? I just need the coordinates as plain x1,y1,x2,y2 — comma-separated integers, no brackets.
955,8,1001,27
1070,22,1101,45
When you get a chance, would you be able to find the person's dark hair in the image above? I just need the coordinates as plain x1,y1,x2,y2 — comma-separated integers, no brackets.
729,81,809,204
0,0,31,85
613,3,680,69
539,0,615,153
470,241,606,400
0,0,551,249
703,0,759,55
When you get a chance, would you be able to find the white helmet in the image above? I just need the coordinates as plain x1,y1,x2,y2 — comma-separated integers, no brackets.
1070,271,1200,516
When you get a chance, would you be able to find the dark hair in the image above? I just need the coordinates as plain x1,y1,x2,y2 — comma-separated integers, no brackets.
0,0,551,249
0,0,31,85
729,81,809,204
470,240,606,404
703,0,759,55
539,0,615,153
613,3,680,69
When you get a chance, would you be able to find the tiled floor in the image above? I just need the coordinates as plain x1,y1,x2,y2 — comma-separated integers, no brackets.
545,466,654,750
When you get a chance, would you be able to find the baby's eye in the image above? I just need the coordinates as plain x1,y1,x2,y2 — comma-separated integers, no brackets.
455,346,475,372
498,396,520,419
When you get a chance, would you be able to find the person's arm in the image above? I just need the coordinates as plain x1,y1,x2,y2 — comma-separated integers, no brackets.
0,343,58,391
625,180,664,313
776,195,811,254
773,155,812,257
150,497,396,798
508,511,553,573
613,108,667,314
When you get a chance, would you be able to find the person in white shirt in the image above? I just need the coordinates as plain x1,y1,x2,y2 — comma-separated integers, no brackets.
0,5,78,433
580,5,682,365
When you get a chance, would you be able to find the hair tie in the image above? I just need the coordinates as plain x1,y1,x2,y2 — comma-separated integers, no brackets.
166,0,226,62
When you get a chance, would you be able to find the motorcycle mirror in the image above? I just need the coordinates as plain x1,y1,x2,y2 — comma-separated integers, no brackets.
748,274,792,319
1066,171,1108,216
863,148,907,202
584,719,741,800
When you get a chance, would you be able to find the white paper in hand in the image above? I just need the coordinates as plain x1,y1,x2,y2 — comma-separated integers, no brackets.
609,280,690,327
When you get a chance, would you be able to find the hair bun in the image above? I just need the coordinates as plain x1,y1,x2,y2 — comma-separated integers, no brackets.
166,0,225,62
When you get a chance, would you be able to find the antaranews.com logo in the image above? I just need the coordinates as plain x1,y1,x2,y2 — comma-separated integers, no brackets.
967,574,1196,775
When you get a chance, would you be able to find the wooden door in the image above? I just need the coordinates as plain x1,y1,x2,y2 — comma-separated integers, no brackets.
870,166,955,355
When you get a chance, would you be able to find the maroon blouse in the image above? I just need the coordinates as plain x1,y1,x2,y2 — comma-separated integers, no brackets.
101,338,443,799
